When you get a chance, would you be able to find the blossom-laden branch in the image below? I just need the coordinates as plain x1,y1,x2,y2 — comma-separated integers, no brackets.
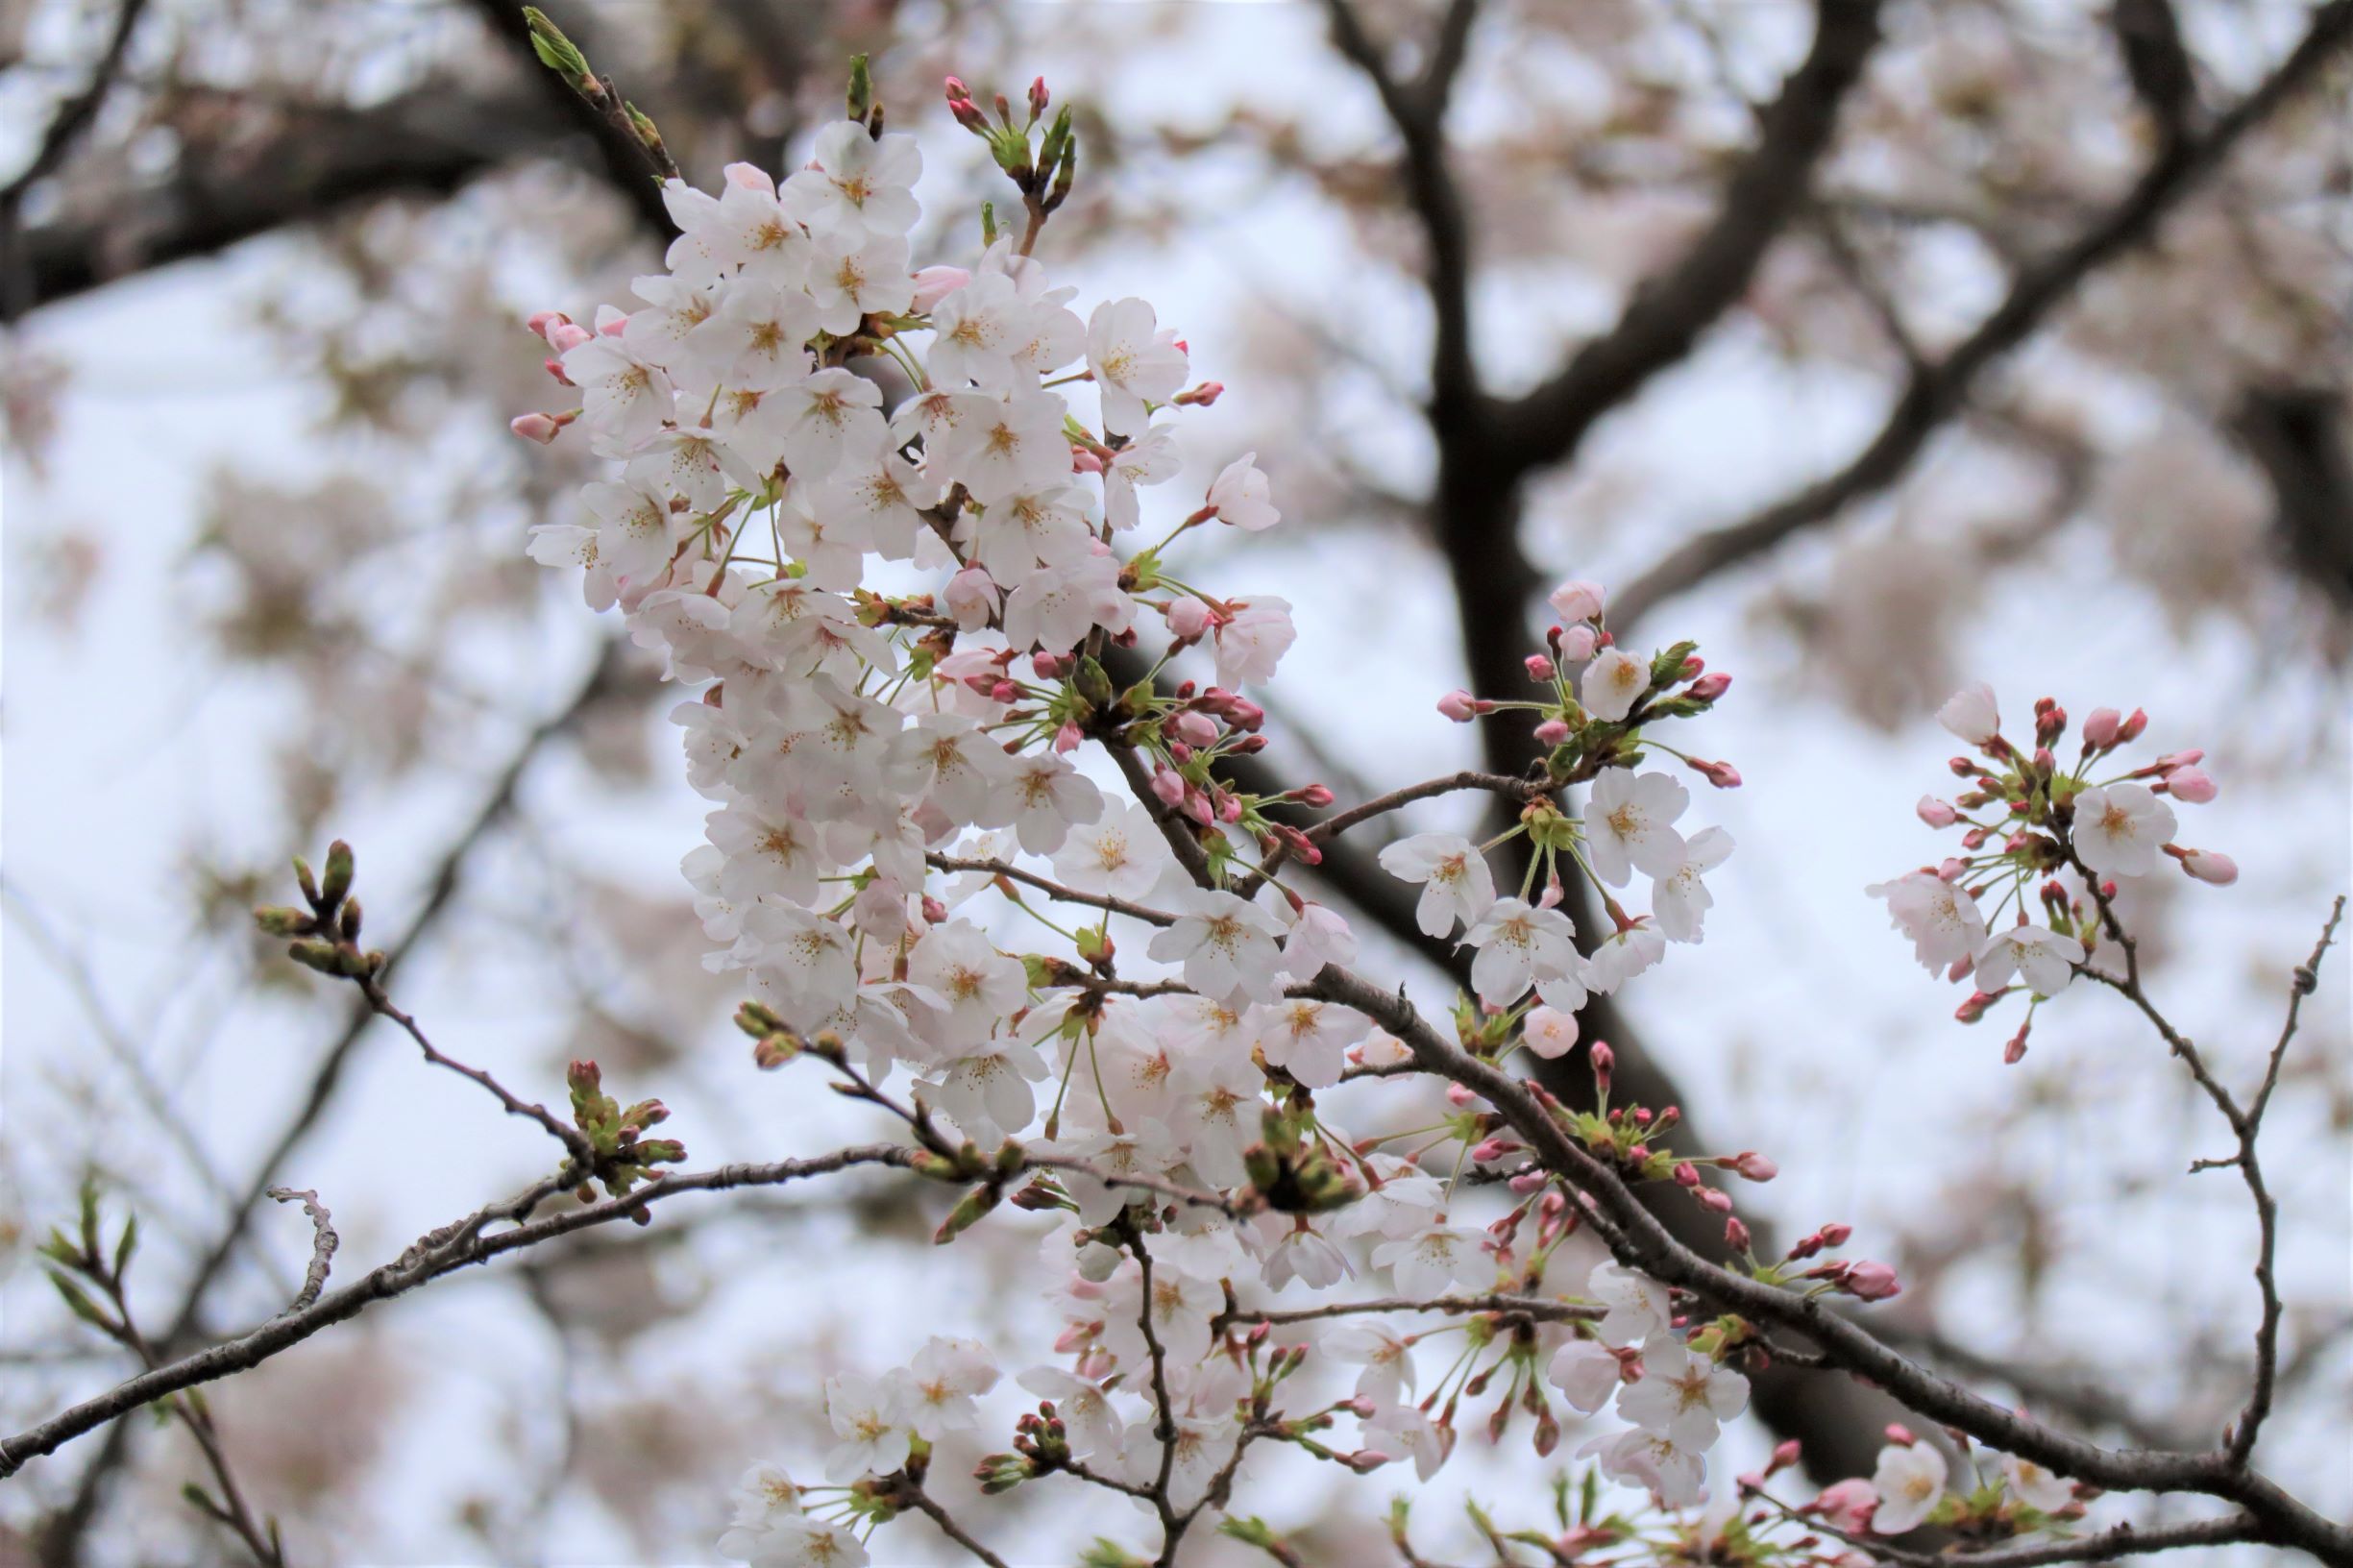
26,47,2351,1568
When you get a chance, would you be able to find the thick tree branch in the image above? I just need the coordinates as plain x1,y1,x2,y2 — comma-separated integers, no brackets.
1612,0,2353,630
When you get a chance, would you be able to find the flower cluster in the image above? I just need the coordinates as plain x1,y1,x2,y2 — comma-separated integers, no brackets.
505,66,2199,1568
1871,683,2231,1060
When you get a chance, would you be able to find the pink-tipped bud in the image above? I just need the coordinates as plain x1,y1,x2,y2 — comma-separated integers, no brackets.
1032,650,1069,680
1846,1261,1901,1300
1171,380,1224,406
910,264,972,313
1672,1162,1701,1188
509,412,562,445
1150,766,1187,809
1698,1187,1733,1213
2175,846,2239,886
1726,1216,1752,1252
1028,75,1050,118
1686,672,1731,702
1556,623,1598,663
1533,718,1570,747
1172,710,1218,747
1954,989,1999,1024
1437,689,1483,722
2081,707,2122,748
2117,707,2148,743
2156,748,2204,771
2163,766,2217,803
1291,783,1335,807
1917,796,1960,829
525,308,570,342
1053,721,1083,754
944,565,998,631
1589,1041,1614,1095
1164,597,1214,642
1728,1151,1777,1182
1525,653,1556,682
547,321,594,355
948,95,989,135
1769,1439,1802,1474
1884,1423,1917,1447
1688,757,1742,789
1508,1170,1548,1195
1445,1083,1480,1108
1818,1221,1852,1246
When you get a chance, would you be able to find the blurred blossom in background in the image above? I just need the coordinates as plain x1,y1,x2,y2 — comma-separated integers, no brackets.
2,0,2348,1562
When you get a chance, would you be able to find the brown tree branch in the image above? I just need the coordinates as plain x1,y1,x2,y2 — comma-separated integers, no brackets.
1612,0,2353,631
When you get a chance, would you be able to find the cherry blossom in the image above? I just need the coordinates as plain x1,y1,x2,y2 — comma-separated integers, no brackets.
1086,297,1189,435
1461,897,1580,1007
1584,770,1691,888
1581,647,1650,723
1869,1440,1949,1534
1377,832,1497,938
1936,681,2001,746
1974,923,2086,997
2071,782,2178,877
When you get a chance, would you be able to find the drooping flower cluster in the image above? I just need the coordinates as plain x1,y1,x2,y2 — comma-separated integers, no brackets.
1871,683,2233,1061
504,68,2155,1568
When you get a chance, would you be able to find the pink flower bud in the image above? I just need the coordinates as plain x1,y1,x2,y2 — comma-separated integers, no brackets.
1165,741,1192,764
1556,623,1599,662
1698,1187,1733,1213
1171,380,1225,406
2156,748,2204,771
1437,689,1482,722
1815,1479,1879,1531
1818,1221,1852,1246
2082,707,2122,748
1150,766,1188,809
1726,1216,1752,1253
1884,1424,1916,1447
2004,1022,2030,1064
2117,707,2148,743
1686,671,1731,702
1729,1151,1777,1182
509,412,561,445
2177,847,2239,886
1845,1261,1901,1300
1917,796,1960,828
1445,1083,1480,1108
525,309,570,342
1688,758,1742,789
548,321,593,355
1172,710,1218,747
909,265,972,313
1032,651,1068,680
1524,653,1556,682
1770,1439,1802,1473
1672,1162,1701,1188
1533,719,1569,746
2163,767,2217,803
1225,698,1265,732
1547,579,1606,623
1508,1170,1548,1194
1183,785,1215,825
1053,721,1083,754
1291,783,1335,807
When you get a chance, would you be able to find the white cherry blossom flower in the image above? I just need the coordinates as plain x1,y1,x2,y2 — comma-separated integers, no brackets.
1372,1219,1489,1299
1213,598,1296,689
1521,1004,1581,1059
903,1335,999,1441
1936,681,2000,746
1462,897,1579,1007
1585,770,1690,888
1547,1338,1621,1413
783,120,921,239
1870,1441,1949,1534
1867,870,1987,973
1251,998,1367,1090
1974,923,2085,996
1614,1340,1749,1451
2071,783,2176,877
1588,1262,1671,1348
1581,647,1651,723
1378,832,1496,939
1206,453,1279,530
2000,1452,2074,1513
1146,886,1288,1006
1653,824,1732,943
1325,1323,1417,1405
1051,796,1170,899
822,1371,913,1482
1362,1402,1451,1481
1086,297,1188,435
1581,1425,1704,1507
